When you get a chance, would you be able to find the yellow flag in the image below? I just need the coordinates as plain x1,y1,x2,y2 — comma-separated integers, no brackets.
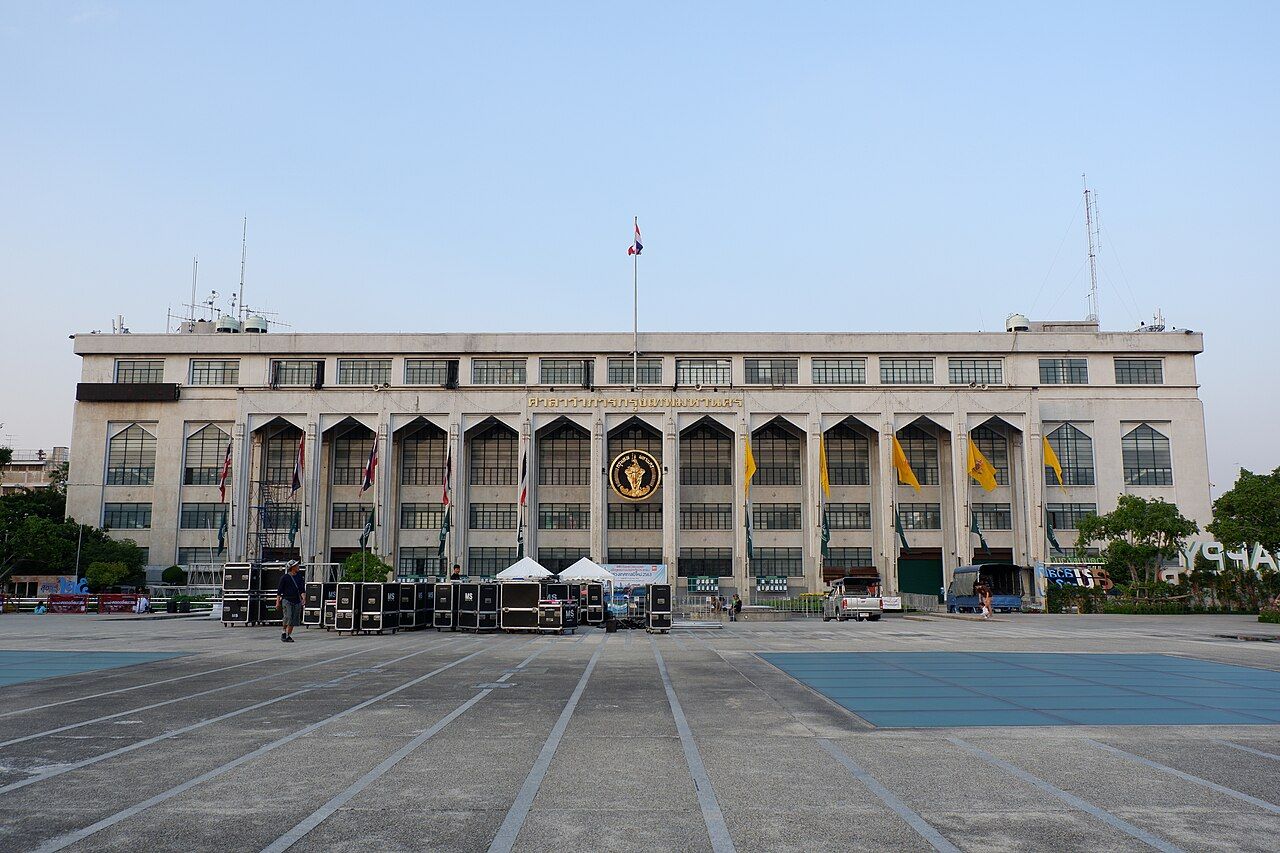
1043,436,1067,493
743,435,757,499
818,434,831,499
891,435,921,492
966,439,998,492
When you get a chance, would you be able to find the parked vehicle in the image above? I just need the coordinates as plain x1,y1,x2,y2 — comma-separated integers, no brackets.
822,574,883,622
947,563,1032,613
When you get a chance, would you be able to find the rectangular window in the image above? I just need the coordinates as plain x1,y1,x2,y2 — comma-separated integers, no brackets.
337,359,391,385
679,546,732,578
750,547,803,577
827,503,871,530
1039,358,1089,384
752,503,802,530
1115,358,1164,385
675,358,731,386
826,547,873,567
538,548,589,572
177,547,221,564
607,357,662,385
880,358,933,384
898,503,942,530
539,358,592,385
270,359,321,387
680,503,733,530
608,503,663,530
812,358,866,385
468,503,517,530
607,547,663,564
404,359,451,385
400,503,444,530
115,360,164,383
948,358,1003,384
262,506,299,530
971,503,1013,531
744,358,798,385
179,502,227,529
1047,502,1097,530
103,502,151,529
472,358,526,385
538,503,589,530
188,359,240,386
331,503,373,529
399,547,446,577
468,547,518,574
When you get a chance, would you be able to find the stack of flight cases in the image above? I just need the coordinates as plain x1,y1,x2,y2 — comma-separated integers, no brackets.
537,582,578,635
499,581,541,632
458,582,499,632
573,582,606,626
220,562,286,627
360,583,400,635
303,582,337,628
433,582,460,631
646,582,672,633
334,582,362,635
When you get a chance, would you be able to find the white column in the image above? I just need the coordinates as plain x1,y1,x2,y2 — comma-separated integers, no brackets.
232,420,250,561
949,412,970,594
590,418,605,562
806,416,823,592
663,414,678,579
377,420,392,562
878,417,898,594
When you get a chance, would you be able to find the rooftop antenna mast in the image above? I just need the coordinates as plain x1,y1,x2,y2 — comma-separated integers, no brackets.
190,255,199,321
1083,174,1100,323
237,216,248,322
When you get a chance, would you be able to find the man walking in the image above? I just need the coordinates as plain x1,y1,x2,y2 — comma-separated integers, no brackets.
277,560,305,642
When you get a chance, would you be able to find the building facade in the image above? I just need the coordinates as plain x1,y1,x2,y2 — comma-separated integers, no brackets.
1,446,69,495
66,320,1211,597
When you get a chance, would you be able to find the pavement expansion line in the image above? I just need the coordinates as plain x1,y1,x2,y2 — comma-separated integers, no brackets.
0,640,394,748
1211,739,1280,761
28,638,503,853
0,639,468,796
486,636,608,853
947,737,1184,853
1083,739,1280,814
815,738,961,853
0,656,278,720
650,635,736,853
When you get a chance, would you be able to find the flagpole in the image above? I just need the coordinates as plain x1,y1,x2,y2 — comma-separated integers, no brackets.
632,216,639,392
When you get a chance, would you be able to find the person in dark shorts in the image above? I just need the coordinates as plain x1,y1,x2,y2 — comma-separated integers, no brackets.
277,560,305,642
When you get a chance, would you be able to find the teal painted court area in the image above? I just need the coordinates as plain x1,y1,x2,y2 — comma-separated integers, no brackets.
0,650,184,688
760,652,1280,728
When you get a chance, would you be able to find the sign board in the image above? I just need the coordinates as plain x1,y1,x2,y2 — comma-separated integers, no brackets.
1180,541,1278,573
47,594,88,613
755,575,789,594
880,596,902,611
1039,565,1114,590
688,576,719,593
98,594,139,614
604,564,667,588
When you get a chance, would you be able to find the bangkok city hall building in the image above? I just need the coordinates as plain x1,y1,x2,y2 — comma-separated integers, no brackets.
66,318,1212,598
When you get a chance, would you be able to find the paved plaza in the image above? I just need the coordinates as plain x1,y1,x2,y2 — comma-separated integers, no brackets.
0,614,1277,852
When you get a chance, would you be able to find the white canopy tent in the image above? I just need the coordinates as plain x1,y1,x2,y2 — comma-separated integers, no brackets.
558,557,616,582
496,556,553,581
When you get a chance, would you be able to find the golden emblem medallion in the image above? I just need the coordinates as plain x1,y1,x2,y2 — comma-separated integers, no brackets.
609,449,661,501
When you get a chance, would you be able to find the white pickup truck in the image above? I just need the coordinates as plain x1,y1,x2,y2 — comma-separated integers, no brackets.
821,575,884,622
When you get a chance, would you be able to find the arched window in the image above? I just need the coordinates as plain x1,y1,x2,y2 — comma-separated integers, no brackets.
106,424,156,485
1122,424,1173,485
469,422,518,485
333,426,374,485
538,421,590,485
970,426,1009,485
896,424,939,486
753,422,801,485
680,421,732,485
184,425,229,485
1044,423,1094,486
401,423,446,485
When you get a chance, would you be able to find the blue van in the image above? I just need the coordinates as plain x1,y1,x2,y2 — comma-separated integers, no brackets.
947,563,1031,613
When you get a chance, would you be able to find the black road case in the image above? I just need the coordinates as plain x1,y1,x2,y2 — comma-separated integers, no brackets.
221,594,257,625
322,600,337,630
500,581,541,631
260,563,288,597
222,563,259,593
433,583,458,630
647,612,672,633
302,582,324,626
648,583,672,613
335,582,362,634
537,600,577,634
360,583,400,634
460,582,499,632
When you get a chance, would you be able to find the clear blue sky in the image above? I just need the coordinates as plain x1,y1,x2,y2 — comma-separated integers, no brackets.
2,2,1276,494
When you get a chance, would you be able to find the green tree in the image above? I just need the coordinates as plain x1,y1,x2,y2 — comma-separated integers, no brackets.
85,560,140,591
48,461,69,493
1208,467,1280,558
0,488,144,579
1077,495,1199,585
341,552,392,582
161,565,188,585
0,447,12,467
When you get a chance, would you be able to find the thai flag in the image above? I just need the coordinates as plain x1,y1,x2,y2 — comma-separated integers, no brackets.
627,219,643,256
290,433,305,495
218,440,232,503
441,447,452,507
359,440,378,494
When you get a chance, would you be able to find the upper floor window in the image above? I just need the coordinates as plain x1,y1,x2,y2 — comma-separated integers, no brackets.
897,425,940,486
538,422,590,485
753,423,802,486
675,358,730,386
539,358,592,386
949,358,1003,385
337,359,391,385
468,547,518,574
1039,358,1089,384
331,503,372,528
264,425,303,485
607,357,662,385
826,547,874,567
472,358,526,385
400,503,444,530
189,359,239,386
824,423,870,486
744,358,798,385
332,428,374,485
970,426,1009,485
1044,423,1095,486
898,502,942,530
179,502,227,529
608,503,663,530
880,358,933,384
971,502,1012,530
1115,358,1164,385
679,547,732,578
115,360,164,383
469,422,518,485
400,424,446,486
749,547,803,577
103,502,151,529
680,503,733,530
827,503,871,530
270,359,321,387
812,358,866,385
1122,424,1173,486
1047,502,1097,530
680,422,732,486
538,503,590,530
404,359,452,385
184,424,229,485
752,503,802,530
106,424,156,485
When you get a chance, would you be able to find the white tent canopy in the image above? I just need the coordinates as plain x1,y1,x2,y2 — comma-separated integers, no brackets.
496,556,552,580
558,557,616,582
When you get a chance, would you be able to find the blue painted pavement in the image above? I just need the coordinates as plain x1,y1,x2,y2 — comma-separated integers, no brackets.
0,650,185,688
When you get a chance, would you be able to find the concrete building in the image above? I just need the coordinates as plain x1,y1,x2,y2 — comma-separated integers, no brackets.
65,318,1211,598
1,446,69,495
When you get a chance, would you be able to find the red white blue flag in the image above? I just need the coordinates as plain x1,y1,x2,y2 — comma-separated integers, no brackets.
359,439,378,494
218,440,232,503
290,433,305,495
627,218,643,256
